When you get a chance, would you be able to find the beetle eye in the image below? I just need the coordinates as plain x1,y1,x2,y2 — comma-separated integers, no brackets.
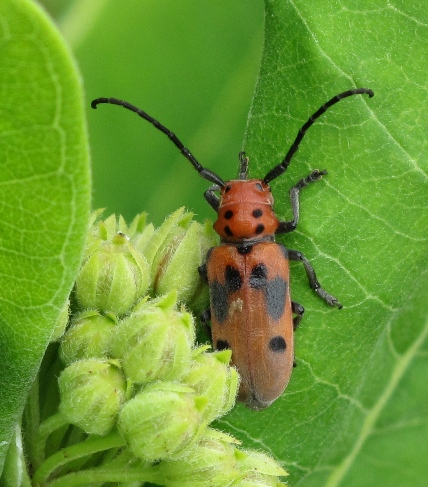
255,183,263,191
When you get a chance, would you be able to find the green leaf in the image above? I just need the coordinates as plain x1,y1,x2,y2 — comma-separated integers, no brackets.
216,1,428,486
0,0,90,474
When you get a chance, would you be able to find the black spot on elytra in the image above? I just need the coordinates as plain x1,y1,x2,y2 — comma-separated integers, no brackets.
249,264,268,289
252,208,263,218
266,277,287,320
224,225,233,237
216,339,230,351
224,210,233,220
255,224,265,235
269,336,286,353
210,281,228,323
210,266,243,324
225,266,242,292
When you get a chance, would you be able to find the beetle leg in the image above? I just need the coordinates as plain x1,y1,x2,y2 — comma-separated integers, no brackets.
292,301,305,330
204,185,221,211
288,249,343,309
276,169,327,234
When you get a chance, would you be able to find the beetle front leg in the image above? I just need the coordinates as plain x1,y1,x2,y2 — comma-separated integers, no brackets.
276,169,327,234
289,249,342,309
204,185,221,211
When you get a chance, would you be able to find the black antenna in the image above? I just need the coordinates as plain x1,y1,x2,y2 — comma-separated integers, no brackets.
91,97,225,188
263,88,374,184
238,151,249,180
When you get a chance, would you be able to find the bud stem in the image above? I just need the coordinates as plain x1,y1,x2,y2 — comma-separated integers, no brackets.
33,431,126,486
43,463,161,487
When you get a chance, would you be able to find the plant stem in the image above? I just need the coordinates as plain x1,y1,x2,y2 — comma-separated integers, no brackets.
33,431,126,486
33,413,68,469
45,463,160,487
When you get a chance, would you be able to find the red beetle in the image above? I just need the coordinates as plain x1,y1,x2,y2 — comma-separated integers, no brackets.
92,88,373,410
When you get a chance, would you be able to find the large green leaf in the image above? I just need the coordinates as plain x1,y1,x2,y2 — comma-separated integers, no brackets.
0,0,90,474
216,1,428,486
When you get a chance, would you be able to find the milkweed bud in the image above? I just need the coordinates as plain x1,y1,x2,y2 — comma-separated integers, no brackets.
152,428,242,487
59,310,117,365
142,208,217,305
75,229,150,315
109,291,194,384
118,382,205,461
233,450,288,487
58,359,126,436
50,299,70,342
183,348,239,423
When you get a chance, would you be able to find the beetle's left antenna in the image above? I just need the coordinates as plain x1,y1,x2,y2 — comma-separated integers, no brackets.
91,97,225,187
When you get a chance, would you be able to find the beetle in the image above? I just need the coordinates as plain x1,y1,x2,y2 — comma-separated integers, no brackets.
92,87,374,410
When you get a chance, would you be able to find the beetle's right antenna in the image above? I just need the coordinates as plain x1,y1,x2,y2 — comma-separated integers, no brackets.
91,97,225,188
263,88,374,184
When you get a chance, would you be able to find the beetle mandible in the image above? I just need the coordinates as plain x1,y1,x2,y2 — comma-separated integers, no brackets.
92,87,374,410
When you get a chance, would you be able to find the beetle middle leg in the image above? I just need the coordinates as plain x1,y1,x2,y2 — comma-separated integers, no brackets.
276,170,327,234
292,301,305,330
289,249,342,309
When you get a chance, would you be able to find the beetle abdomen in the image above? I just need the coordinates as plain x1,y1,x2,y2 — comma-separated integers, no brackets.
206,242,293,410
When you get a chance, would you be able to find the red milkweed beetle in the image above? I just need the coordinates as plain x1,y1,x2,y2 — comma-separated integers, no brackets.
92,87,374,410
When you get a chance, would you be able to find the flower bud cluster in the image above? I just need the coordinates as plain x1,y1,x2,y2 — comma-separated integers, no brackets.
55,209,287,486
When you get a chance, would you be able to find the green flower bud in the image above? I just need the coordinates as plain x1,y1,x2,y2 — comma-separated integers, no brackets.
118,382,205,461
110,291,194,383
232,450,288,487
58,359,126,436
59,310,117,365
50,299,70,342
153,428,243,487
142,208,217,306
183,348,239,423
75,229,150,315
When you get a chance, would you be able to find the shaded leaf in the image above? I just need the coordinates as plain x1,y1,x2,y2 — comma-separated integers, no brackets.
0,0,90,472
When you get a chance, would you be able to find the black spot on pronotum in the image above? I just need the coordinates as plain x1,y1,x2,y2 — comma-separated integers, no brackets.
249,264,268,289
224,225,233,237
224,210,233,220
269,336,286,353
225,266,242,292
237,244,253,255
255,224,265,235
210,281,228,323
252,208,263,218
216,339,230,351
266,277,288,320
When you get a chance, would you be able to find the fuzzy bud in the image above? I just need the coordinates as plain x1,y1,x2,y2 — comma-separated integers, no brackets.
75,229,150,315
50,299,70,342
117,382,205,461
183,348,239,423
152,428,243,487
59,310,116,365
58,359,126,436
109,291,194,384
142,208,216,306
233,450,288,487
